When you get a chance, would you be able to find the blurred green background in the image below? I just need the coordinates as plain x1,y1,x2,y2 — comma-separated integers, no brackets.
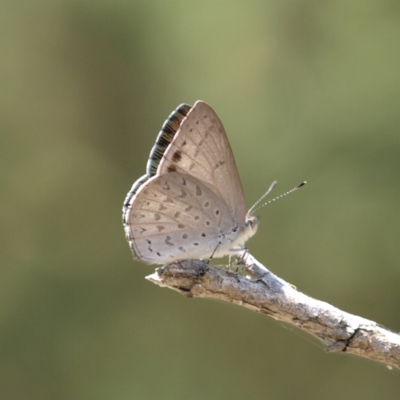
1,1,400,399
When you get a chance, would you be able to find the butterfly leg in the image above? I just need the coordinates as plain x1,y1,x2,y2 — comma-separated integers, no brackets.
207,242,221,265
236,248,249,265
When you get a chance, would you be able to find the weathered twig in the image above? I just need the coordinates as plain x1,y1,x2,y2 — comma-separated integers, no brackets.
146,252,400,370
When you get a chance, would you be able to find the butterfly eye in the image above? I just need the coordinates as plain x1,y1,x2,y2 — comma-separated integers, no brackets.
246,216,259,230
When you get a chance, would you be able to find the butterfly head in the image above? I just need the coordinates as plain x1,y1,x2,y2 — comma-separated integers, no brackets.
246,214,259,230
242,214,259,242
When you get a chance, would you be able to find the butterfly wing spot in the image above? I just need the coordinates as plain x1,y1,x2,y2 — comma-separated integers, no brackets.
201,233,206,237
154,213,161,221
194,216,200,221
172,150,182,162
167,165,177,173
181,178,186,186
182,234,188,239
185,206,192,212
178,190,187,198
193,243,199,246
206,221,210,225
133,213,145,220
204,202,209,207
215,210,220,215
174,211,181,218
157,226,165,232
165,236,174,246
177,224,185,229
178,247,186,252
196,186,202,196
162,182,170,190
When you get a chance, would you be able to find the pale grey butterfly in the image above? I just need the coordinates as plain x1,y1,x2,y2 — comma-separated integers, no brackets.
123,101,298,265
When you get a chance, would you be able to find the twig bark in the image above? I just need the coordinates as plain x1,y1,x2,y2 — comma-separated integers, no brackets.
146,253,400,370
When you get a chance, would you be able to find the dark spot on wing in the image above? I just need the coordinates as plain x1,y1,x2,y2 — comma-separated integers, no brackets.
167,164,177,173
172,150,182,162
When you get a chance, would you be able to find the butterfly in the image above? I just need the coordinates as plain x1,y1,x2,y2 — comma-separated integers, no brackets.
123,101,259,264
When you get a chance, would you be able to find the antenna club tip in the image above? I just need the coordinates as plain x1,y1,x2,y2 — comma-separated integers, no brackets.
298,181,307,187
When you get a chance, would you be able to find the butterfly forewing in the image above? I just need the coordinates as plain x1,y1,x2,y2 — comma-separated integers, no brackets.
157,101,247,225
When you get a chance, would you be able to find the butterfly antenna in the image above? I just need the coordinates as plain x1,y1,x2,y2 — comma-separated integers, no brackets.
249,181,307,216
248,180,277,216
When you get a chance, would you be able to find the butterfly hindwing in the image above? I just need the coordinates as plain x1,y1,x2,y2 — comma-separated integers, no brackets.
126,172,235,263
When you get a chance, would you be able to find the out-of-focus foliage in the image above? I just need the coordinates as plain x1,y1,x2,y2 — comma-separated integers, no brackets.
1,1,400,399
